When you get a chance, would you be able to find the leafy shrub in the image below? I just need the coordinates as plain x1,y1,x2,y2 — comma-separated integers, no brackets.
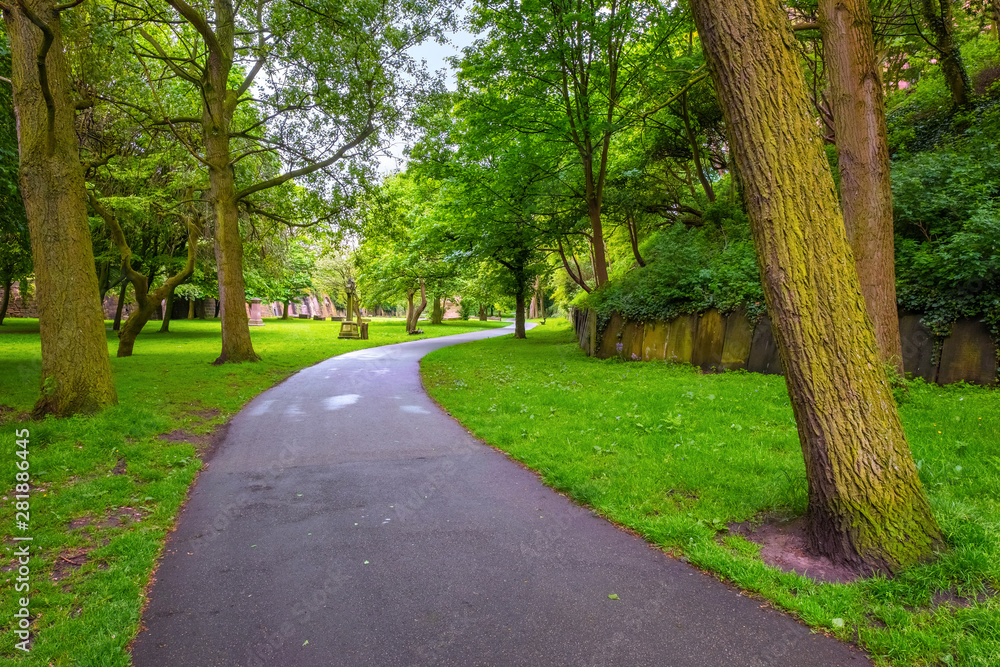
581,203,765,330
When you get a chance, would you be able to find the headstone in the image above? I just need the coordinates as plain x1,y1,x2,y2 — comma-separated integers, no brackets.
899,313,938,382
937,319,997,385
248,298,265,326
642,321,668,361
747,316,782,374
598,313,624,359
720,308,754,371
298,313,309,319
587,309,598,358
620,320,644,361
692,309,725,370
664,314,696,364
313,316,326,321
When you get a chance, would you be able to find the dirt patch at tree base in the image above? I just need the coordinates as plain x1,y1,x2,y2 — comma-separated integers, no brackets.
730,517,860,584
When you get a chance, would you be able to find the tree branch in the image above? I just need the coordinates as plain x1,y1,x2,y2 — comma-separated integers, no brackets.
164,0,223,58
235,124,375,201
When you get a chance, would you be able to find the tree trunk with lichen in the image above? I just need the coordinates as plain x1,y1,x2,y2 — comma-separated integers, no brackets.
819,0,903,373
692,0,942,574
4,0,117,416
204,63,258,363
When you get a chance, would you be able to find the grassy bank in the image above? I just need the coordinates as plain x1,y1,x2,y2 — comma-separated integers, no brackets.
422,320,999,666
0,316,505,665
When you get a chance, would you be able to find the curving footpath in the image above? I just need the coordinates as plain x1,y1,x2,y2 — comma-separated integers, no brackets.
132,323,870,667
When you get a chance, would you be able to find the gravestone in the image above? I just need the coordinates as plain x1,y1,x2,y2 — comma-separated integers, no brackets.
720,308,754,371
899,313,938,382
620,320,644,361
598,313,624,359
642,321,669,361
248,298,265,326
937,319,997,385
692,308,725,370
747,316,782,374
664,314,697,364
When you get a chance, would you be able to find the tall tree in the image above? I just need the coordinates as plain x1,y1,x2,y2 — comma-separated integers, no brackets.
129,0,452,362
2,0,117,415
819,0,903,372
462,0,679,287
691,0,942,573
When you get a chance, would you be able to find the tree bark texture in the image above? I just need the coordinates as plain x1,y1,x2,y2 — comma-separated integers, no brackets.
692,0,942,574
478,304,487,321
4,0,117,416
819,0,903,373
282,300,289,319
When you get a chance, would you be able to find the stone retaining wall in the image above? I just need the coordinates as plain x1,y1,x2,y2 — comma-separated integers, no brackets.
571,308,998,386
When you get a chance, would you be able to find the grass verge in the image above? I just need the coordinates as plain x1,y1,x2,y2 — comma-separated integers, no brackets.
0,316,505,665
422,319,1000,667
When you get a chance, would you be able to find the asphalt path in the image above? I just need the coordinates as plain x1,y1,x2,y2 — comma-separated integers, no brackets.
132,322,871,667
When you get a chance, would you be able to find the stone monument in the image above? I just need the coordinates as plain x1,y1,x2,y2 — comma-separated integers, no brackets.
337,279,362,339
248,298,265,326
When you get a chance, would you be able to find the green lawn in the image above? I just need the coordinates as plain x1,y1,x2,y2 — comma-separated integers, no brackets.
0,316,505,666
422,319,1000,667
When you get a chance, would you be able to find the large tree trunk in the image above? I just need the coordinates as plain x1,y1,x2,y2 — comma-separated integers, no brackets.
282,300,289,319
692,0,942,574
116,301,156,358
514,289,526,339
919,0,972,107
194,0,257,364
478,304,487,321
431,296,443,325
113,279,127,331
4,0,117,416
0,279,11,324
820,0,903,373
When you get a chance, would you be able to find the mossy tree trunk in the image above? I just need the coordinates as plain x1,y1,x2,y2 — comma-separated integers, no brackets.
4,0,117,416
692,0,943,574
282,300,289,319
819,0,903,373
89,193,200,357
